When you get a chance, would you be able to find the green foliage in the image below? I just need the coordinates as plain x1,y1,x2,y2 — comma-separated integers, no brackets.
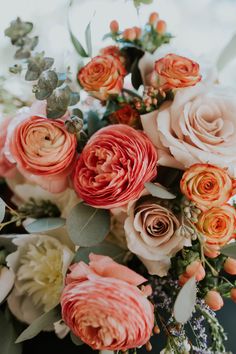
133,0,153,7
66,203,110,247
24,217,66,233
18,198,61,219
221,242,236,259
0,308,22,354
87,111,107,137
145,182,176,199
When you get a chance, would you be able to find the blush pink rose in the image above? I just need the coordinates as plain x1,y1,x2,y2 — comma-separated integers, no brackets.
61,254,154,351
73,124,158,208
9,116,77,193
0,116,15,177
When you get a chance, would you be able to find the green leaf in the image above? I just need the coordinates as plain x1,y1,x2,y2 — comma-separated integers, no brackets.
73,241,126,264
72,108,83,119
24,217,66,233
0,309,22,354
145,182,176,199
85,21,92,57
87,111,105,137
68,25,88,58
57,72,67,87
70,332,84,346
69,91,80,106
173,277,197,324
5,17,33,43
15,307,61,343
46,86,71,118
217,34,236,71
0,197,6,223
66,203,110,247
221,242,236,259
35,70,58,100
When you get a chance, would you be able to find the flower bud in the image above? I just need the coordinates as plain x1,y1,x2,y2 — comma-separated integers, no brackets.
223,257,236,275
205,290,224,311
178,273,190,286
110,20,119,33
156,20,167,34
133,26,142,39
149,12,159,25
186,260,201,277
230,288,236,303
123,28,136,41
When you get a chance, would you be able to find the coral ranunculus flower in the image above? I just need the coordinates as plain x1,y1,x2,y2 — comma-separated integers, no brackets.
180,164,233,210
61,254,154,351
196,204,236,247
150,53,201,91
78,55,126,101
9,116,77,193
73,125,158,208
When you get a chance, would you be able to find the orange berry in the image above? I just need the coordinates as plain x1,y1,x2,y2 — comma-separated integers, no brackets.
186,260,201,277
149,12,159,25
123,28,136,41
230,288,236,303
178,273,190,286
195,265,206,282
110,20,119,33
133,26,142,39
224,258,236,275
156,20,167,34
205,290,224,311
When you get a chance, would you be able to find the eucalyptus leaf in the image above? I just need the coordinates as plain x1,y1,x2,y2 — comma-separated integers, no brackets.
0,197,6,223
69,91,80,106
46,86,71,118
85,21,92,57
145,182,176,199
24,217,66,233
68,22,88,58
72,108,83,119
35,70,58,100
174,277,197,324
73,241,126,264
87,111,105,137
5,18,33,43
0,309,22,354
70,332,84,346
221,242,236,259
15,307,61,343
217,34,236,71
57,72,67,87
66,203,110,247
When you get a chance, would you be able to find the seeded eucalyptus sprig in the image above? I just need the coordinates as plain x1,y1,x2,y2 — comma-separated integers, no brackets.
5,18,81,119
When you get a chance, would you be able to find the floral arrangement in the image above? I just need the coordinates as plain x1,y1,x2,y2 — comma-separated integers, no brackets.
1,1,236,353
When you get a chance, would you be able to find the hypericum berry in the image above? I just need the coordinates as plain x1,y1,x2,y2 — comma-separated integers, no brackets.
110,20,119,33
149,12,159,25
224,257,236,275
156,20,167,34
123,28,136,41
230,288,236,303
205,290,224,311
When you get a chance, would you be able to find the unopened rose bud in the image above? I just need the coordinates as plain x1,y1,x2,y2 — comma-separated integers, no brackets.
156,20,167,34
224,257,236,275
146,341,152,352
123,28,136,41
149,12,159,25
205,290,224,311
230,288,236,303
110,20,119,33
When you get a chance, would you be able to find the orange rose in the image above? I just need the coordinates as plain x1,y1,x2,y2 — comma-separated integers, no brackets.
109,104,140,127
196,204,236,247
180,164,233,210
150,53,201,91
78,55,126,101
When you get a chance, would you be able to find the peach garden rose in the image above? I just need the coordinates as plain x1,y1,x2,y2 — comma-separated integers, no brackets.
0,116,15,178
180,164,233,210
73,124,158,209
78,55,126,101
9,115,77,193
61,254,154,351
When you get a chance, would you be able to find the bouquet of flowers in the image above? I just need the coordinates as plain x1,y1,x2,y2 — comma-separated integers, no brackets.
1,1,236,353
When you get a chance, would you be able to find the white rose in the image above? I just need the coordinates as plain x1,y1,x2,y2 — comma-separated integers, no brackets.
141,83,236,177
6,234,74,324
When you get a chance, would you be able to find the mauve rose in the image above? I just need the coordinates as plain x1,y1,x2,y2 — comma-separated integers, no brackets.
180,164,233,211
78,55,126,101
61,254,154,351
141,84,236,177
0,116,15,177
9,116,77,193
124,194,186,276
73,125,157,209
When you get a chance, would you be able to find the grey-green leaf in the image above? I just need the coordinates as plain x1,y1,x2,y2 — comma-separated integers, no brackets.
24,217,66,233
0,309,22,354
85,21,92,57
66,203,110,247
174,277,197,324
73,241,126,264
0,197,6,223
15,307,61,343
221,242,236,259
70,332,84,346
145,182,176,199
68,22,88,58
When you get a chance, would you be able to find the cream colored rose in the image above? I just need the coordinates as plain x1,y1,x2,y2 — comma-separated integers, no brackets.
6,234,74,324
124,196,186,276
141,84,236,177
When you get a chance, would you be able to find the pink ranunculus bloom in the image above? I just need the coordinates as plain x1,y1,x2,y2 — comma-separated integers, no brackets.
0,116,15,178
73,124,158,209
9,115,77,193
61,254,154,351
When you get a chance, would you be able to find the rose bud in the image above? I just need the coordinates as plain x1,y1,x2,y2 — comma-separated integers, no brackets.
123,28,136,41
110,20,119,33
224,258,236,275
156,20,167,35
149,12,159,25
134,26,142,39
205,290,224,311
230,288,236,303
